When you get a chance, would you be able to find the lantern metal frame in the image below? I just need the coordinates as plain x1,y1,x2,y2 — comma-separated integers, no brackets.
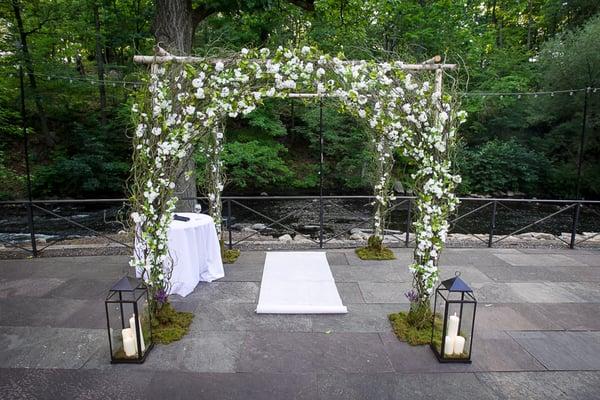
430,273,477,364
105,276,154,364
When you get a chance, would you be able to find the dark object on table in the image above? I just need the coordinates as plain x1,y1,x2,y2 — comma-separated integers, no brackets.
174,214,190,222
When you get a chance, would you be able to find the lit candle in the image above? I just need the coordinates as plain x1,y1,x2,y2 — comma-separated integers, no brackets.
122,328,137,357
453,336,466,355
129,315,146,352
447,313,459,338
444,335,455,356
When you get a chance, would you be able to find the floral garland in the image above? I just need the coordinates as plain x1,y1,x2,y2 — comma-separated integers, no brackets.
202,122,226,236
129,46,464,306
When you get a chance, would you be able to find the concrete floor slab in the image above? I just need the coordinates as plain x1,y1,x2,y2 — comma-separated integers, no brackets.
508,282,585,303
311,304,404,333
0,326,104,369
477,371,600,400
0,278,64,298
508,331,600,370
358,282,411,303
317,371,499,400
237,332,395,373
189,302,312,333
1,248,600,398
495,253,586,267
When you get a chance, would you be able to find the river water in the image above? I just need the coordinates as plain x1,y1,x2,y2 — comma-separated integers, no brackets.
1,198,599,243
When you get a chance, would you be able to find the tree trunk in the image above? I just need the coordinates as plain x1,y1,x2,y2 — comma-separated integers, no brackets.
153,0,195,54
76,54,86,76
150,0,316,211
12,0,53,148
93,1,107,124
153,0,197,211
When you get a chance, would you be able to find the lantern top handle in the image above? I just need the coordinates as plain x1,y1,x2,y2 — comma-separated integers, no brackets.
439,271,473,292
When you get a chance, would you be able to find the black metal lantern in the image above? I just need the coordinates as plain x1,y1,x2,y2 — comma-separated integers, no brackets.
105,276,154,363
430,272,476,363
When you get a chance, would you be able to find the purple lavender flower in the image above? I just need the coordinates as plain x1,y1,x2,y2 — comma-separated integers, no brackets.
404,289,419,304
154,288,168,306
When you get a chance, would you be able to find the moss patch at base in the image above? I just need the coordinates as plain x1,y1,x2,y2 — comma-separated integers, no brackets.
223,248,241,264
388,311,443,346
152,302,194,344
355,246,395,260
356,235,396,260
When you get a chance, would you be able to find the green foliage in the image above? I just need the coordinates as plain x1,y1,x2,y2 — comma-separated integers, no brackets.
456,139,551,196
197,140,293,192
293,102,372,191
32,122,129,197
2,0,600,199
151,302,194,345
0,150,24,200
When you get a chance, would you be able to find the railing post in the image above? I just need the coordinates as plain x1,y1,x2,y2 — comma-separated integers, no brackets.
570,202,581,249
26,202,37,257
20,64,37,257
319,99,324,249
227,199,233,250
405,198,412,247
319,201,324,249
488,200,497,248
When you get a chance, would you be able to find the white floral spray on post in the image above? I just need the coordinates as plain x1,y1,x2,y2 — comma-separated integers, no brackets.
204,121,226,236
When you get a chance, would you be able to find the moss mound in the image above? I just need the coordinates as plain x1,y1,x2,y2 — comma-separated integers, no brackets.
355,235,395,260
355,246,395,260
219,239,241,264
388,311,443,347
223,248,241,264
151,302,194,344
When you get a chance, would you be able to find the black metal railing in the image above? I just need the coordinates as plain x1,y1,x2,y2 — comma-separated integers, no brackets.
1,196,599,257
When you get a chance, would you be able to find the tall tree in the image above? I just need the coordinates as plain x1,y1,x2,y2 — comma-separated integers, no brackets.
11,0,52,147
151,0,316,210
92,0,107,124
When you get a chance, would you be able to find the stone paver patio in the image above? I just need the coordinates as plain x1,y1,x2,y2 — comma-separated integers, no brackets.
1,248,600,399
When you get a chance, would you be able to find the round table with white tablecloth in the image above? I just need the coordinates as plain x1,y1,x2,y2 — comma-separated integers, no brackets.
136,212,224,297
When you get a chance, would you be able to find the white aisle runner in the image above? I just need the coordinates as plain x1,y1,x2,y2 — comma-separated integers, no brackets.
256,252,348,314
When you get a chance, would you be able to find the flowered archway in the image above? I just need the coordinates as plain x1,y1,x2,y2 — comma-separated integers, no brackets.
129,46,465,313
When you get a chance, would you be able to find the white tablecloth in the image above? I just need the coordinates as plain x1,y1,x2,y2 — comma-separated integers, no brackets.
136,213,224,297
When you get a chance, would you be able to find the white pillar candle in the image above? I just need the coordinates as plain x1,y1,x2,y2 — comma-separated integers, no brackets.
122,328,137,357
444,335,455,356
453,336,466,355
129,315,146,352
447,313,460,338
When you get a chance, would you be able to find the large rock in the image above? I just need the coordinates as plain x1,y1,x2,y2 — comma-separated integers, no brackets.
230,223,245,231
350,228,369,239
294,234,313,243
530,232,558,241
350,233,366,241
251,223,267,231
278,234,293,242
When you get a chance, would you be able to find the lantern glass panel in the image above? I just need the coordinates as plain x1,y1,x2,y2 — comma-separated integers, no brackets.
432,289,447,355
105,286,153,362
432,289,476,362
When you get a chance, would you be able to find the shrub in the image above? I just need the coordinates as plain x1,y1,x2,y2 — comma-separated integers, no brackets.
456,139,551,196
